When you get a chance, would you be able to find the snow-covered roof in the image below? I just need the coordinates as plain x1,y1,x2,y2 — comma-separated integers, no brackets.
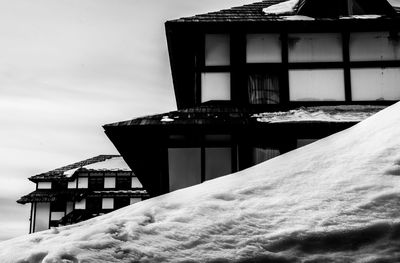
4,103,400,262
29,155,132,181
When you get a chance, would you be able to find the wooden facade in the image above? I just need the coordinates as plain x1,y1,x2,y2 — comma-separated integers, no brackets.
18,155,149,233
104,0,400,197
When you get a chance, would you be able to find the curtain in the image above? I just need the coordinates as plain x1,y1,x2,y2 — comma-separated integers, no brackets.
247,74,280,104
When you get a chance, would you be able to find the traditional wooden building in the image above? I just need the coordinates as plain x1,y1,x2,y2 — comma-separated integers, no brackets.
18,155,149,233
104,0,400,197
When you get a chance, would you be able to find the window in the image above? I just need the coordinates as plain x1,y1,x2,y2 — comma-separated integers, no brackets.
201,73,231,102
350,32,400,61
77,177,88,189
104,177,116,189
288,33,343,62
102,198,114,209
67,179,77,189
37,182,52,189
246,34,282,63
205,34,230,66
205,148,232,180
252,147,280,165
289,69,345,101
131,177,143,188
50,212,65,221
168,148,201,191
247,73,280,104
130,198,141,205
351,68,400,101
75,199,86,210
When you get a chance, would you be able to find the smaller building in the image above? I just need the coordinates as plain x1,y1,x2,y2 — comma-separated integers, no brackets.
17,155,149,233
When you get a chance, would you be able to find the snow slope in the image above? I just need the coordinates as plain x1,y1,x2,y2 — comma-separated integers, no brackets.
1,103,400,262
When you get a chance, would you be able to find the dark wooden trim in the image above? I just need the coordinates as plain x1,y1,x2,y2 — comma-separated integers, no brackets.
48,202,52,228
201,147,205,183
32,202,37,233
280,32,290,105
349,60,400,68
342,31,352,101
288,62,345,69
29,203,34,234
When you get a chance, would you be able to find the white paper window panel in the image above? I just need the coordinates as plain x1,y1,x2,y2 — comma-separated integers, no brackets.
205,34,230,66
289,69,345,101
252,148,280,165
130,198,141,205
351,68,400,101
297,139,318,148
104,177,116,188
350,32,400,61
288,33,343,62
75,199,86,210
246,34,282,63
201,73,231,102
102,198,114,209
205,148,232,181
131,177,143,188
66,202,74,214
50,211,65,221
168,148,201,191
67,180,76,189
37,182,52,189
77,177,88,188
35,202,50,232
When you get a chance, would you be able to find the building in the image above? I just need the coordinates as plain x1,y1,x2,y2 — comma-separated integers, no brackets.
17,155,149,233
103,0,400,197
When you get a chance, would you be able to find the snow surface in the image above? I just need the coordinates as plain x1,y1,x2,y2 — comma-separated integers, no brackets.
254,105,385,123
2,103,400,262
263,0,299,15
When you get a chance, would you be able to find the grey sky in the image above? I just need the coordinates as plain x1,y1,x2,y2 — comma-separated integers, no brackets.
1,0,400,242
0,0,261,241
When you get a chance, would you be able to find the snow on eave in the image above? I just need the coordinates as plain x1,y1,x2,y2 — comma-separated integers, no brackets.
339,14,383,19
80,156,131,172
263,0,300,15
253,105,385,123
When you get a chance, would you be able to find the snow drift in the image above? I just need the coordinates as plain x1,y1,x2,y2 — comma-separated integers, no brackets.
2,103,400,262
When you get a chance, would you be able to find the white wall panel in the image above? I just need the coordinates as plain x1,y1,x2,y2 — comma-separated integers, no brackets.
168,148,201,191
34,202,50,232
205,34,230,66
289,33,343,62
102,198,114,209
77,177,88,188
201,73,231,102
350,32,400,61
351,68,400,100
246,34,282,63
67,179,76,189
104,177,116,188
37,182,52,189
289,69,345,101
131,177,143,188
75,199,86,210
130,198,141,205
51,212,65,221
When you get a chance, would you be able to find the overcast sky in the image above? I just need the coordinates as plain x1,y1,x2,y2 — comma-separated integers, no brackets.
1,0,400,242
0,0,262,241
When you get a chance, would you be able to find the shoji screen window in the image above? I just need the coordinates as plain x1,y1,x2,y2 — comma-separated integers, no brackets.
350,32,400,61
351,68,400,101
246,34,282,63
288,33,343,62
289,69,345,101
201,34,231,103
